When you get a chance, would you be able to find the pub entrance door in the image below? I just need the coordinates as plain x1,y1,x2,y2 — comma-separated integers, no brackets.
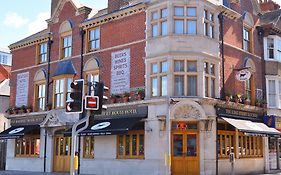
53,135,71,172
171,122,199,175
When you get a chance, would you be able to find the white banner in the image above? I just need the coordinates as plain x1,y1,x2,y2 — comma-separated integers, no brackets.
15,72,29,107
111,49,130,94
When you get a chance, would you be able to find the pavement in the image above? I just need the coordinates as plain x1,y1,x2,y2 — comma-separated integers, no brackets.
0,171,70,175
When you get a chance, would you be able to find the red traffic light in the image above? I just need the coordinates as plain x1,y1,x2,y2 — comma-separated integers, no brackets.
85,96,99,110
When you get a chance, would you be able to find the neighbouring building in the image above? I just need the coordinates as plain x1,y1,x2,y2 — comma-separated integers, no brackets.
259,0,281,171
1,0,281,175
0,49,11,170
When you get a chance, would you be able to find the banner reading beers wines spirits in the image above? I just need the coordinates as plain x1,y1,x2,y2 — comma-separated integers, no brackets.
111,49,130,94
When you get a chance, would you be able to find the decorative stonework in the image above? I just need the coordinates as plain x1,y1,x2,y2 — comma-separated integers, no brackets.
173,105,202,120
42,110,63,127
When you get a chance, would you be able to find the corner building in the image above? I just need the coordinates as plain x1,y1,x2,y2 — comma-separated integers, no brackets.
2,0,281,175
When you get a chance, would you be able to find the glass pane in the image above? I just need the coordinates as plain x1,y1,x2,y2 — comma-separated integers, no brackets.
204,22,208,36
139,134,144,156
152,11,158,20
85,137,90,156
187,61,197,72
26,139,30,155
175,20,184,34
173,134,183,156
152,63,158,74
65,138,69,155
204,62,209,73
31,138,35,155
132,135,137,156
15,139,20,155
161,21,168,36
161,61,168,73
204,10,207,19
187,76,197,96
209,13,214,21
60,138,64,156
187,135,197,156
174,60,184,72
21,139,26,155
175,75,184,96
205,76,209,97
125,135,130,156
211,78,215,98
90,137,94,157
174,7,184,16
152,78,158,97
187,7,196,17
161,76,167,96
209,25,214,38
152,24,158,37
210,64,215,75
161,8,168,18
187,20,196,35
118,135,124,156
95,28,100,39
35,139,40,155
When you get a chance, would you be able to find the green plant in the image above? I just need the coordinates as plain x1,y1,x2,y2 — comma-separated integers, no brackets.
123,92,130,97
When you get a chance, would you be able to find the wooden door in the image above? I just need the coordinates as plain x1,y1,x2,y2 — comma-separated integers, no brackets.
53,135,71,172
172,132,199,175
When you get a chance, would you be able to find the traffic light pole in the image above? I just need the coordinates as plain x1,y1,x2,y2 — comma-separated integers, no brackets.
70,115,90,175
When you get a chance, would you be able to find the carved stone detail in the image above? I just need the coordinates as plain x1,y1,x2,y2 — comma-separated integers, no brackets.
173,105,201,120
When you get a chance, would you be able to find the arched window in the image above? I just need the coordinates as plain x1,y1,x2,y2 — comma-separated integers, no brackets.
84,58,100,96
59,20,73,59
34,69,47,111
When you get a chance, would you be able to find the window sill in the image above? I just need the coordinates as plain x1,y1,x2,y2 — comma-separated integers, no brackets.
15,155,40,158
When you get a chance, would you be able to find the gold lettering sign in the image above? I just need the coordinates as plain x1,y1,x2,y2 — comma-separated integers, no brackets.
225,109,258,118
102,108,138,116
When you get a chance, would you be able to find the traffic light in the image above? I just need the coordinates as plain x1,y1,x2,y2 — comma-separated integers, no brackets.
92,82,108,114
66,79,84,114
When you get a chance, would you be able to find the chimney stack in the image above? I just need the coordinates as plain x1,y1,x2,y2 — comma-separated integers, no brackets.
107,0,131,13
259,0,280,12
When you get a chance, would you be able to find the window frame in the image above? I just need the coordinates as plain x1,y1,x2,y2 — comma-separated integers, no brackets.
52,75,73,109
203,10,215,38
173,59,198,97
116,130,145,159
34,80,46,112
83,136,94,158
37,42,48,64
149,60,168,97
60,31,72,59
15,135,40,157
204,62,216,98
150,7,168,38
88,27,100,52
173,6,197,35
84,70,99,96
243,27,251,52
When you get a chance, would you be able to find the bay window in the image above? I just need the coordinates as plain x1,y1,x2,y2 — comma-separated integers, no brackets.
54,77,72,109
174,60,197,96
204,62,216,98
150,61,168,97
204,10,214,38
174,6,197,35
150,7,168,38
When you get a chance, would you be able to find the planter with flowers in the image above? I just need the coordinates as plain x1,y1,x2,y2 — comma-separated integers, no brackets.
122,92,130,102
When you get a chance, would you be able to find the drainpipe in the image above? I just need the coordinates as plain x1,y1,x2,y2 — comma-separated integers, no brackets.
44,33,52,173
217,12,225,175
78,29,85,174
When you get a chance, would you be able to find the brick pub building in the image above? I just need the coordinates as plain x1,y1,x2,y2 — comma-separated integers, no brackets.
1,0,281,174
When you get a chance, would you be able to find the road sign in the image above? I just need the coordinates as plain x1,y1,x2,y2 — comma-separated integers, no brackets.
85,96,99,110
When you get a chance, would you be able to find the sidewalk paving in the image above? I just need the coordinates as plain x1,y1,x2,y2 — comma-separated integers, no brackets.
0,171,70,175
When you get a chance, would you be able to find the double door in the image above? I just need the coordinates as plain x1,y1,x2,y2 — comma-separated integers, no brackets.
172,132,199,175
53,135,71,172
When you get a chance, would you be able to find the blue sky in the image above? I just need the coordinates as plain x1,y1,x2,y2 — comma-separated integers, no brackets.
0,0,108,51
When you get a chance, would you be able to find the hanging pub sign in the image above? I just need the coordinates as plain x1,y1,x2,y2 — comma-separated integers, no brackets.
235,69,251,81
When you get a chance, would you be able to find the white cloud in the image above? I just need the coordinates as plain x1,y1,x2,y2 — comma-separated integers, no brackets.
3,12,29,28
27,12,50,35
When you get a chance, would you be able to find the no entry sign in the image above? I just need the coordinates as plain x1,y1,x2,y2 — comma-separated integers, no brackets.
85,96,99,110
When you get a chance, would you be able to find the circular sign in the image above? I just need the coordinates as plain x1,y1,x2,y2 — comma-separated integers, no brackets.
91,122,111,130
9,127,24,134
235,69,251,81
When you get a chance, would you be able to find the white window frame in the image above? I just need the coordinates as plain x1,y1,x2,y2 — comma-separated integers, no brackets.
264,35,281,61
266,77,280,108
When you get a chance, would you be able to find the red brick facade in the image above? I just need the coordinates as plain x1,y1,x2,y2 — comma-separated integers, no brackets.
9,1,145,108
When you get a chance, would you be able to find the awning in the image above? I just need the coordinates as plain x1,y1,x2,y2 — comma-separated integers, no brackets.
222,117,281,136
80,117,144,136
52,60,77,77
0,125,40,139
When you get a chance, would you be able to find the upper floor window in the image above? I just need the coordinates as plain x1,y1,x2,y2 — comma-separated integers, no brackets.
204,62,216,98
151,8,168,38
0,55,8,65
150,60,168,97
35,83,46,111
268,79,277,108
62,35,72,58
89,28,100,51
86,72,99,96
174,7,197,35
243,27,250,52
265,36,281,60
174,60,197,96
54,77,72,109
204,10,214,38
38,43,47,64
